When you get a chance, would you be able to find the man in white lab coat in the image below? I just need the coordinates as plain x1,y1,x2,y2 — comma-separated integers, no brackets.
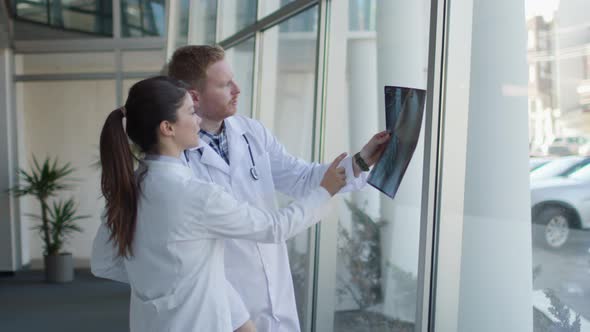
167,45,390,332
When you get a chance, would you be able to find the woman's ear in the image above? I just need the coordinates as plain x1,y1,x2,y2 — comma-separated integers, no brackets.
159,120,175,137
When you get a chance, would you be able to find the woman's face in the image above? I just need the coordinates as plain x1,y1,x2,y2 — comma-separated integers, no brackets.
173,92,201,150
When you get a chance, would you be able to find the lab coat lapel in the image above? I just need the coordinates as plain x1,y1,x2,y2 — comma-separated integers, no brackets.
225,117,248,180
195,140,231,175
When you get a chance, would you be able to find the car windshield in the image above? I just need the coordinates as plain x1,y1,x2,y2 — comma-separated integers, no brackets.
568,163,590,181
530,156,584,180
529,158,550,171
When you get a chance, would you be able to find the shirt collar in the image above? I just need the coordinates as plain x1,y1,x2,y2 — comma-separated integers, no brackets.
199,121,226,140
187,117,244,152
144,154,187,166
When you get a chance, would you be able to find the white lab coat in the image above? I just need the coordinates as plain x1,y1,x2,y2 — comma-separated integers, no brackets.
185,115,367,331
91,159,332,332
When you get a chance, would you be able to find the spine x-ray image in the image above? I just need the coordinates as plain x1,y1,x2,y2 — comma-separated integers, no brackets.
368,86,427,199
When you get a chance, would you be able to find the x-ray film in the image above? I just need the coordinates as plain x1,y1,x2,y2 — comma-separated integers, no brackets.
368,86,427,199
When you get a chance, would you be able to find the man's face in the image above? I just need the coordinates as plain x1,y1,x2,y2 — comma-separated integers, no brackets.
195,59,241,122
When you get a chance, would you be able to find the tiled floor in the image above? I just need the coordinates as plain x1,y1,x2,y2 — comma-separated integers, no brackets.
0,269,130,332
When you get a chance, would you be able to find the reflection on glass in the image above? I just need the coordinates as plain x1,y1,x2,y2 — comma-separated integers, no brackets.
258,6,318,328
121,0,166,37
172,0,190,48
219,0,257,40
226,38,255,117
322,1,429,330
279,7,317,32
567,164,590,180
527,0,590,329
349,0,376,31
530,156,590,180
190,0,217,44
15,0,113,36
16,0,48,24
261,0,296,17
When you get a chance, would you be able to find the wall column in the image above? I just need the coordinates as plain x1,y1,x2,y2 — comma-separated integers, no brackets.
456,0,533,330
0,48,22,273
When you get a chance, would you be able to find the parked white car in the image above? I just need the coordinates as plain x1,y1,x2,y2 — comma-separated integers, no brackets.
529,157,552,171
530,164,590,249
545,136,590,156
530,156,590,180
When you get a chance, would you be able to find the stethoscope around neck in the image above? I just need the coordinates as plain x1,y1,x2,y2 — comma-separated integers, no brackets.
190,133,259,181
241,135,260,180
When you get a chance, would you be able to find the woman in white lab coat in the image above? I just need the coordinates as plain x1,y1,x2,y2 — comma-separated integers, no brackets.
97,76,347,332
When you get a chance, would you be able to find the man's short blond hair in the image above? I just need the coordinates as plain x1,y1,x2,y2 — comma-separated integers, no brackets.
168,45,225,90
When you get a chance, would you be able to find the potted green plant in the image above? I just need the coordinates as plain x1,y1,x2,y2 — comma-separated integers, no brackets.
9,157,89,283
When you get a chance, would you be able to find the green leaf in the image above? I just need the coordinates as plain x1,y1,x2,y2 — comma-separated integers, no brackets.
7,156,85,255
47,198,88,253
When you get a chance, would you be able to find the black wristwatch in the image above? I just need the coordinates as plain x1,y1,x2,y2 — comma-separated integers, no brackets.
354,152,370,172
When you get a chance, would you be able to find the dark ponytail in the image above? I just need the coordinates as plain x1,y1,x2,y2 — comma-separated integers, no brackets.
99,108,139,257
99,76,189,257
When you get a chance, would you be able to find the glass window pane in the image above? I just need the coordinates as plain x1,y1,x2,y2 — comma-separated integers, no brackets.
318,0,431,330
16,0,48,24
171,0,190,48
278,7,317,33
434,0,590,330
226,37,255,117
349,0,376,31
258,6,319,329
15,0,113,36
60,0,112,35
261,0,295,17
189,0,217,45
121,0,166,37
527,0,590,330
219,0,257,40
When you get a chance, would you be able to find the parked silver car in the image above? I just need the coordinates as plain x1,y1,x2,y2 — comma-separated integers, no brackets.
530,164,590,249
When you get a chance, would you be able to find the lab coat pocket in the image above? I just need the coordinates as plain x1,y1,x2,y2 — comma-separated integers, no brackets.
136,291,179,313
131,291,180,332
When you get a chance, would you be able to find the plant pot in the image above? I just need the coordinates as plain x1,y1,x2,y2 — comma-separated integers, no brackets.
44,253,74,283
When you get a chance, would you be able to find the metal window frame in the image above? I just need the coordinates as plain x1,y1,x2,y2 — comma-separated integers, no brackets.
310,1,329,331
14,71,160,81
416,0,447,330
165,0,178,58
218,0,318,49
12,36,166,53
0,0,12,46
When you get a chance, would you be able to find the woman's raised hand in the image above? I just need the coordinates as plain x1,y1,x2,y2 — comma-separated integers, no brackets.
320,153,348,196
